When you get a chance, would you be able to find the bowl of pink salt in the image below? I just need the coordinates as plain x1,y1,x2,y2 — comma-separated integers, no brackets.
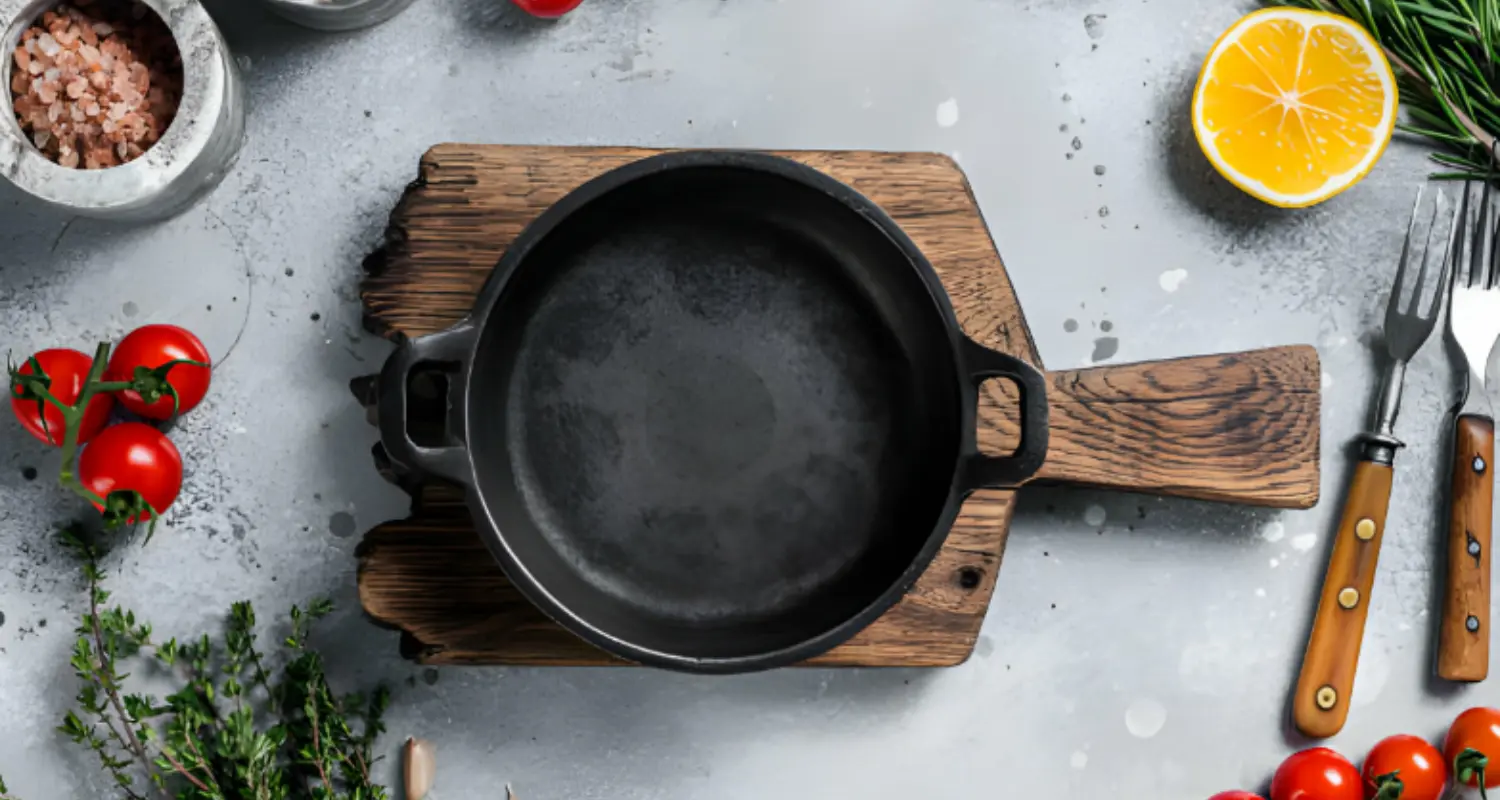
0,0,243,221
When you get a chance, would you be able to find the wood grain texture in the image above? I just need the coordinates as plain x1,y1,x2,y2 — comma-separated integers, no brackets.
356,145,1321,666
1006,348,1320,508
1438,414,1494,682
1294,460,1393,739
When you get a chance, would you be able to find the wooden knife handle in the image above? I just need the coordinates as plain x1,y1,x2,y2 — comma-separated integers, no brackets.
978,345,1322,508
1293,459,1393,739
1438,414,1495,682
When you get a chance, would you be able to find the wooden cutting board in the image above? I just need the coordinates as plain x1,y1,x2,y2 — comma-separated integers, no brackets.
354,145,1321,667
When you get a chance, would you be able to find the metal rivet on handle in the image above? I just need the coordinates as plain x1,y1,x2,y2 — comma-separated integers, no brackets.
1315,686,1337,710
1468,615,1482,633
1355,518,1377,541
1337,588,1360,609
1476,456,1488,475
1470,539,1483,558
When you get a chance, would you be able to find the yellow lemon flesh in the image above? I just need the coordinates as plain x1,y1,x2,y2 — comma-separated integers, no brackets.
1192,8,1397,208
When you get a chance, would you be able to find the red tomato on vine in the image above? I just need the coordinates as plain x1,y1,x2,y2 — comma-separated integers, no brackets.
1362,734,1446,800
1445,707,1500,790
1270,748,1362,800
106,324,212,420
9,348,113,445
79,422,182,524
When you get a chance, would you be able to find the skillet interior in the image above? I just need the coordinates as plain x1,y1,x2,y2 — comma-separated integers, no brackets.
465,162,966,665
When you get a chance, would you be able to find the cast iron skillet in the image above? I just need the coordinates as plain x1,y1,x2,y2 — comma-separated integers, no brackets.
378,150,1048,673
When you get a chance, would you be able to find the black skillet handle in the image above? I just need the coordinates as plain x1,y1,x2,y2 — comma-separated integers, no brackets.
959,337,1050,492
377,320,478,486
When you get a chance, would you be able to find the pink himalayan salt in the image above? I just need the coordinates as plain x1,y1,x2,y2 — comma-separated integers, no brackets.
8,1,181,170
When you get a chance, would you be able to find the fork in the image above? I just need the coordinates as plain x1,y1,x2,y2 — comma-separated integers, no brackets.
1437,179,1500,682
1294,186,1454,739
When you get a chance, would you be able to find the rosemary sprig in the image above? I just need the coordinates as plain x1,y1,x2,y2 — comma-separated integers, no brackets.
0,527,391,799
1277,0,1500,177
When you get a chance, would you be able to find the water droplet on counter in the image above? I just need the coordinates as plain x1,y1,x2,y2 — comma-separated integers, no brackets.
1090,337,1118,362
329,511,356,539
1125,699,1166,738
1083,504,1107,527
936,98,960,128
1260,521,1285,543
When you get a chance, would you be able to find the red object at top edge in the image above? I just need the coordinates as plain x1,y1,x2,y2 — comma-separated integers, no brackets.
511,0,583,18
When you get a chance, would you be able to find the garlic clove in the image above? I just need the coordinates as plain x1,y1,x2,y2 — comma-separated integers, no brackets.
403,737,437,800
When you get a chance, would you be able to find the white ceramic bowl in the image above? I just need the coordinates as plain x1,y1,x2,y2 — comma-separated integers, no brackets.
0,0,244,222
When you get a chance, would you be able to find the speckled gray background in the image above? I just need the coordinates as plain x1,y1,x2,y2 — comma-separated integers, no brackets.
0,0,1491,797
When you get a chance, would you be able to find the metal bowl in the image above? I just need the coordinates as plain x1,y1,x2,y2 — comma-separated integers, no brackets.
257,0,418,31
0,0,244,222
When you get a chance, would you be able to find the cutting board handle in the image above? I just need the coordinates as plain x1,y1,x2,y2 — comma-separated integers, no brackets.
979,345,1321,509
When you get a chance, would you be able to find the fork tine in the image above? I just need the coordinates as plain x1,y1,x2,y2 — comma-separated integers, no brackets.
1389,184,1425,319
1453,180,1473,289
1407,187,1439,316
1425,190,1456,320
1477,177,1493,289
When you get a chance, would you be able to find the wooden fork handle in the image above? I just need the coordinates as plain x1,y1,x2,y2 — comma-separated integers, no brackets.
1293,459,1394,739
1438,414,1495,682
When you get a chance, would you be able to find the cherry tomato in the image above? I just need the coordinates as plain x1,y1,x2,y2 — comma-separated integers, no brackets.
9,348,113,446
1208,792,1266,800
511,0,582,17
1362,734,1446,800
78,422,182,520
1445,707,1500,789
1271,748,1362,800
106,325,212,420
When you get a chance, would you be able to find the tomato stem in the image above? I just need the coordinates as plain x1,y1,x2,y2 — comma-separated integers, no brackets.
11,378,71,415
1370,771,1404,800
56,343,114,508
1455,748,1489,800
125,358,206,419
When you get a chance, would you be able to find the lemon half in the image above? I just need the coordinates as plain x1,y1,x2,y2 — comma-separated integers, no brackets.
1192,8,1397,208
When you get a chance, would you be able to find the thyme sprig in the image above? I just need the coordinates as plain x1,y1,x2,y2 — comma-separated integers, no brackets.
0,528,391,799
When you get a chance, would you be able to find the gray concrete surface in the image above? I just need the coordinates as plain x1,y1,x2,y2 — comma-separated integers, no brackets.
0,0,1490,797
